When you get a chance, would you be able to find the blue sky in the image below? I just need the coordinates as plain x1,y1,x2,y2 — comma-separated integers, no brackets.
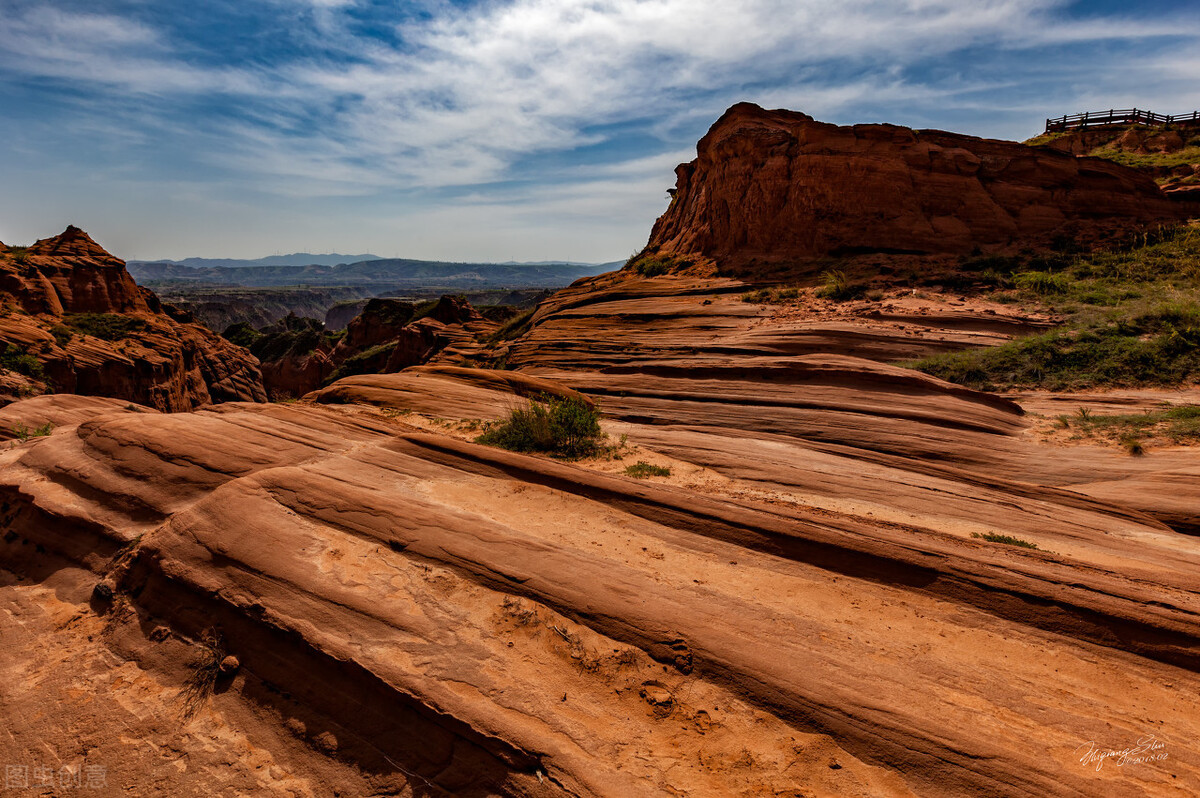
1,0,1197,262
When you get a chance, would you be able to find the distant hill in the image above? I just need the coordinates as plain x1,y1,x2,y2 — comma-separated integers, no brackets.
127,257,622,290
147,253,383,269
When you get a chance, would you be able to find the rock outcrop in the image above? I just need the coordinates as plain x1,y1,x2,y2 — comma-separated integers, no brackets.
642,103,1195,272
1031,123,1200,198
0,226,266,410
252,296,499,398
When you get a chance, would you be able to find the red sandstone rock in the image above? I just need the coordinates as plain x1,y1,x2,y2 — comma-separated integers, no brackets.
643,103,1195,272
260,349,335,399
0,226,266,410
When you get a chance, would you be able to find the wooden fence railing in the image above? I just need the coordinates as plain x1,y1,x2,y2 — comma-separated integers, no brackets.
1045,109,1200,132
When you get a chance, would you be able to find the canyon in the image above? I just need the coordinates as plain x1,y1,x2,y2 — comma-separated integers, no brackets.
1,106,1198,797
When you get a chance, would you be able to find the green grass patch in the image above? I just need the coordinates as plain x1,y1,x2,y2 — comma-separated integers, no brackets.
1012,271,1070,295
49,324,74,347
9,422,53,441
486,307,536,343
971,532,1040,549
624,461,671,478
626,253,692,277
741,285,801,303
910,225,1200,390
816,269,865,301
476,394,603,459
62,313,147,341
223,314,339,363
1024,126,1200,170
0,343,44,378
1096,145,1200,171
1057,405,1200,446
325,341,396,384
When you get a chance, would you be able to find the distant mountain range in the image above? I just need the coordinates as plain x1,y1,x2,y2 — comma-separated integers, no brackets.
127,257,622,290
146,253,383,269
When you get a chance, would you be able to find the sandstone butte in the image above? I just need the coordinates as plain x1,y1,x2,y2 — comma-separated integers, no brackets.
0,226,266,410
2,106,1200,797
643,102,1197,272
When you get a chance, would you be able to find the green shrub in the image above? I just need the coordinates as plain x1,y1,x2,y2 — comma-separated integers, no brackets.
971,532,1039,549
49,325,73,347
221,321,262,349
1049,404,1200,447
223,314,339,363
62,313,147,341
624,461,671,478
636,258,671,277
741,285,801,304
8,246,30,265
1013,271,1069,295
10,422,53,441
0,344,43,378
477,394,603,458
325,342,396,384
909,299,1200,390
486,308,536,343
627,253,691,277
816,269,864,301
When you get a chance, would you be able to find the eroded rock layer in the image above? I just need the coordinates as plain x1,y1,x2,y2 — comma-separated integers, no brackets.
0,227,266,410
5,270,1200,794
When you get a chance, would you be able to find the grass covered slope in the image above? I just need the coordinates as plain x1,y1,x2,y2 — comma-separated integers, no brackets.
910,225,1200,390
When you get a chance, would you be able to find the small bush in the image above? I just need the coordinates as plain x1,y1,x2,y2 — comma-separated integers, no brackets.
1013,271,1070,295
49,325,73,347
178,629,226,720
486,308,536,343
627,253,691,277
477,394,603,458
63,313,147,341
816,269,864,301
741,285,801,304
0,344,43,378
221,322,262,349
971,532,1040,550
325,342,396,384
636,258,671,277
10,422,53,441
624,461,671,478
8,246,30,265
1121,436,1145,456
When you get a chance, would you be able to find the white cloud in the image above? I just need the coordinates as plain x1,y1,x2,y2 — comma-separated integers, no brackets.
1,0,1198,258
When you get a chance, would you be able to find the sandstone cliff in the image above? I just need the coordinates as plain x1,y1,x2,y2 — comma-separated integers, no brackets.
642,103,1195,272
0,226,266,410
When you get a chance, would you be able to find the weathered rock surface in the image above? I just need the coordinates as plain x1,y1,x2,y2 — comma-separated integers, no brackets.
259,295,500,398
5,358,1200,796
643,103,1195,271
6,271,1200,796
0,227,266,410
